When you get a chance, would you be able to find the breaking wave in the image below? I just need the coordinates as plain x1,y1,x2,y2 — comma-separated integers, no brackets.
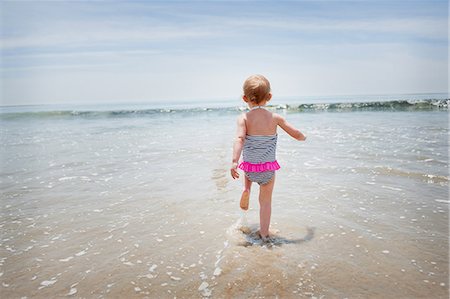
1,99,448,119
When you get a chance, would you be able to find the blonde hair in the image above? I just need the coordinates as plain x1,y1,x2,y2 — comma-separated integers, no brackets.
243,74,271,104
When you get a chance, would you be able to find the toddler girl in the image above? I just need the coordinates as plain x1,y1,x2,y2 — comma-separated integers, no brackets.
230,74,306,241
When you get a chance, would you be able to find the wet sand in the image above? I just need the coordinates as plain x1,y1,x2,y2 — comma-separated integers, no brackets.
1,108,448,298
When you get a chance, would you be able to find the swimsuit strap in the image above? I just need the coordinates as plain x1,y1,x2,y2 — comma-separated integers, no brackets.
249,105,267,111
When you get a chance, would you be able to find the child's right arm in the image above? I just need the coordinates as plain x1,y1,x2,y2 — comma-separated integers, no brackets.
230,114,247,179
275,114,306,141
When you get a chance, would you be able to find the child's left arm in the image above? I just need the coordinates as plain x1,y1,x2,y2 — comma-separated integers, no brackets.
275,113,306,141
231,114,246,179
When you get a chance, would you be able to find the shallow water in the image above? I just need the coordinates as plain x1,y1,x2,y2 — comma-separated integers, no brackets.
0,104,448,298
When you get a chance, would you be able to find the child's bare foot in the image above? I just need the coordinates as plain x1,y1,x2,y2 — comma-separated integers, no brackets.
258,232,271,243
240,190,250,210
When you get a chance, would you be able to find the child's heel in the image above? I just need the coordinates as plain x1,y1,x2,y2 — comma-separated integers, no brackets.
240,190,250,210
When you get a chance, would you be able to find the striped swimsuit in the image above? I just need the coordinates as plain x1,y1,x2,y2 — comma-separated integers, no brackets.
238,106,280,185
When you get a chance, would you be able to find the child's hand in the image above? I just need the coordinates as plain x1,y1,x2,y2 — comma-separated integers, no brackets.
230,162,240,179
297,132,307,141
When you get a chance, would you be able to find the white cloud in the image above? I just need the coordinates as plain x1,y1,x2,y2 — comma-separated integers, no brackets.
226,17,447,39
0,26,213,50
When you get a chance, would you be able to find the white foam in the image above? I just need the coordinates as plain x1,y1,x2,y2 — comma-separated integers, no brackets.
51,234,62,241
213,267,222,276
118,250,129,257
75,250,87,257
39,279,57,289
202,288,212,297
58,176,77,181
198,281,209,291
435,199,449,204
67,287,77,296
214,256,224,268
381,185,402,191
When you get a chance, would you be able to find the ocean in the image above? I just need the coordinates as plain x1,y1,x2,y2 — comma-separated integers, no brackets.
1,94,449,298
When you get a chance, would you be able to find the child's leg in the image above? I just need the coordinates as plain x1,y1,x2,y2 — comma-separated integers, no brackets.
240,175,252,210
258,174,275,238
244,174,252,192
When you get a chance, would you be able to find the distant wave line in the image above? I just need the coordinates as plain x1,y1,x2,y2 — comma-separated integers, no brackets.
1,99,448,119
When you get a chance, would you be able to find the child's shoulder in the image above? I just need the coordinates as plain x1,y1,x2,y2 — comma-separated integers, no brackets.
237,110,283,121
271,112,285,123
236,113,247,125
237,112,247,120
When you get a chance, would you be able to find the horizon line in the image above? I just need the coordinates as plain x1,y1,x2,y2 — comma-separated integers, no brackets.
1,91,448,108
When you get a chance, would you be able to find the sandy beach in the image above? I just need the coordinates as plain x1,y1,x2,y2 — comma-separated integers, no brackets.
1,99,448,298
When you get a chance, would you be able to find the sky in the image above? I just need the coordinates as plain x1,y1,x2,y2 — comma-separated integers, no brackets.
0,0,448,106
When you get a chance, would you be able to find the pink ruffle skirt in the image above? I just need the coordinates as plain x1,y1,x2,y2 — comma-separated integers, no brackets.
238,160,280,172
